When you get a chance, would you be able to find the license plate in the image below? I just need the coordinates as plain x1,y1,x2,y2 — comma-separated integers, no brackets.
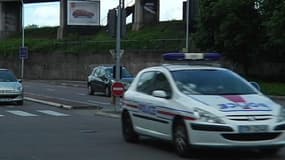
238,125,268,133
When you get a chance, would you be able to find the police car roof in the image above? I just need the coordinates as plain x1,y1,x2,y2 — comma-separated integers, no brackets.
144,64,225,72
162,64,225,71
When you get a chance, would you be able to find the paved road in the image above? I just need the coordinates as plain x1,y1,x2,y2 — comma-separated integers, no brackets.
13,80,285,160
0,101,185,160
23,80,115,110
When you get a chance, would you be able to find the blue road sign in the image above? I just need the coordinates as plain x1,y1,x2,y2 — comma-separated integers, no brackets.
19,47,28,59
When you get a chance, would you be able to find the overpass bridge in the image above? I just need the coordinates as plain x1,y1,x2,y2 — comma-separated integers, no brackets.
0,0,162,39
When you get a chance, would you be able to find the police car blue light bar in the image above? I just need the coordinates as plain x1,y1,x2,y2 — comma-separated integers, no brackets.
163,53,221,61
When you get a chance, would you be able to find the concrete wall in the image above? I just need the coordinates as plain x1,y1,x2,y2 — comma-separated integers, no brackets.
0,51,165,80
1,51,285,81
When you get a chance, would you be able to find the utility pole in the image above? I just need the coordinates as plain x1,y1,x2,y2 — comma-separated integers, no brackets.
114,0,123,111
21,0,25,79
185,0,190,53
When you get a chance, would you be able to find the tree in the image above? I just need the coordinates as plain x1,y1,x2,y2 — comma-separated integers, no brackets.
193,0,263,74
260,0,285,61
25,24,39,29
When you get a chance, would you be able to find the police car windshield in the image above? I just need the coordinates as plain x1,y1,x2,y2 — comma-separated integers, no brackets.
171,69,257,95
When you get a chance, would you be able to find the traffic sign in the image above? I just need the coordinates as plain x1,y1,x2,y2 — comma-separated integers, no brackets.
112,82,125,97
19,47,28,59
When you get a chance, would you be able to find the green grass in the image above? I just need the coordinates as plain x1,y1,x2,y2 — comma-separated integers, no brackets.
0,21,187,55
260,82,285,96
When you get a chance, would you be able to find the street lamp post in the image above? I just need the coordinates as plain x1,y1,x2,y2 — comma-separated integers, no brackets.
185,0,190,52
20,0,25,79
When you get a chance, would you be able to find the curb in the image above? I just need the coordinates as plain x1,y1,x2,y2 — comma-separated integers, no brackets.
93,111,120,119
25,97,73,110
24,97,121,118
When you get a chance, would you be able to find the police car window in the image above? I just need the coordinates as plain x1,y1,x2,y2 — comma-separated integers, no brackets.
152,72,172,96
171,69,257,95
136,71,156,95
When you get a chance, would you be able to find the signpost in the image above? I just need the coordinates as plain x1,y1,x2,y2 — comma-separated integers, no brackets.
19,47,28,59
112,82,125,97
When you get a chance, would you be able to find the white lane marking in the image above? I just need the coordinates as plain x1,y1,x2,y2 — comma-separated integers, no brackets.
87,100,111,105
25,92,95,106
0,115,4,117
7,110,38,117
78,93,86,96
46,88,56,92
37,110,70,116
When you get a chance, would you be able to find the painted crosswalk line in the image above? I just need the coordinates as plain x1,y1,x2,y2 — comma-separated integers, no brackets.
37,110,70,116
7,110,38,117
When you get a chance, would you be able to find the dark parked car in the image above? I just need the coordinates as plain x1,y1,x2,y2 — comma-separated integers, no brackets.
87,65,134,97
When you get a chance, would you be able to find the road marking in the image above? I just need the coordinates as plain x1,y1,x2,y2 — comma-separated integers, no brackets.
87,100,111,105
78,93,86,96
0,115,4,117
25,92,94,106
37,110,70,116
7,110,38,117
46,88,56,92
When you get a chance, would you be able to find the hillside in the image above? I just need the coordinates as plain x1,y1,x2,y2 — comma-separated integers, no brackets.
0,21,187,55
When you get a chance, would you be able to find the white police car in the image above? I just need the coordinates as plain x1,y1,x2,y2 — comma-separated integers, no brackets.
121,53,285,157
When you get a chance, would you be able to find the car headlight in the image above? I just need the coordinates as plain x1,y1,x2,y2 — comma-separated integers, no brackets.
16,85,23,92
194,108,225,124
277,107,285,122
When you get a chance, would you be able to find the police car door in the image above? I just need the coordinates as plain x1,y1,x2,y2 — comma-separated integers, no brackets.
133,71,173,139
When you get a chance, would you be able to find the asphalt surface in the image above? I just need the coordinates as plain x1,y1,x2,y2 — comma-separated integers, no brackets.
7,80,284,160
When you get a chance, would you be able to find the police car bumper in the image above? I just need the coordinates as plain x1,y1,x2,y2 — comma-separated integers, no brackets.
187,122,285,148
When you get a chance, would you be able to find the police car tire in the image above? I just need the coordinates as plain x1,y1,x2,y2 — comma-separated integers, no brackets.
173,121,191,157
122,111,139,143
88,85,94,95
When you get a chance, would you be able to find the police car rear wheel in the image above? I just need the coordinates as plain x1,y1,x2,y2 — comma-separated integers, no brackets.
122,111,139,143
173,121,191,157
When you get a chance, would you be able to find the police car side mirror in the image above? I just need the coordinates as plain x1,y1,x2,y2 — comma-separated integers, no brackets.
18,79,22,83
250,82,261,91
152,90,170,99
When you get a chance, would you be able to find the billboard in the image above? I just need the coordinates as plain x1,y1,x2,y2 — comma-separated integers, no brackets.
67,0,100,26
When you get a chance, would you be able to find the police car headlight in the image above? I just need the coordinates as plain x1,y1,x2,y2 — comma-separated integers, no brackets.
277,107,285,122
194,108,225,124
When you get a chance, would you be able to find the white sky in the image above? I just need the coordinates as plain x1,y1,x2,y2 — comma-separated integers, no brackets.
24,0,185,27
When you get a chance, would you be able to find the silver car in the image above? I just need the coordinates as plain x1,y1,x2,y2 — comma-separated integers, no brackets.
0,69,23,105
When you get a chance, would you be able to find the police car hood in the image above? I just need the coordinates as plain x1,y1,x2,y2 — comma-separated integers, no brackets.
189,94,279,115
0,82,20,90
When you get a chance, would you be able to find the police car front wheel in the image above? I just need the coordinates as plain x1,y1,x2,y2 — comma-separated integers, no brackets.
122,111,139,143
173,121,192,157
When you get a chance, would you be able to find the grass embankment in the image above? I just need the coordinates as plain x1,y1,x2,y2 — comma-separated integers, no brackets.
0,21,186,55
260,82,285,96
